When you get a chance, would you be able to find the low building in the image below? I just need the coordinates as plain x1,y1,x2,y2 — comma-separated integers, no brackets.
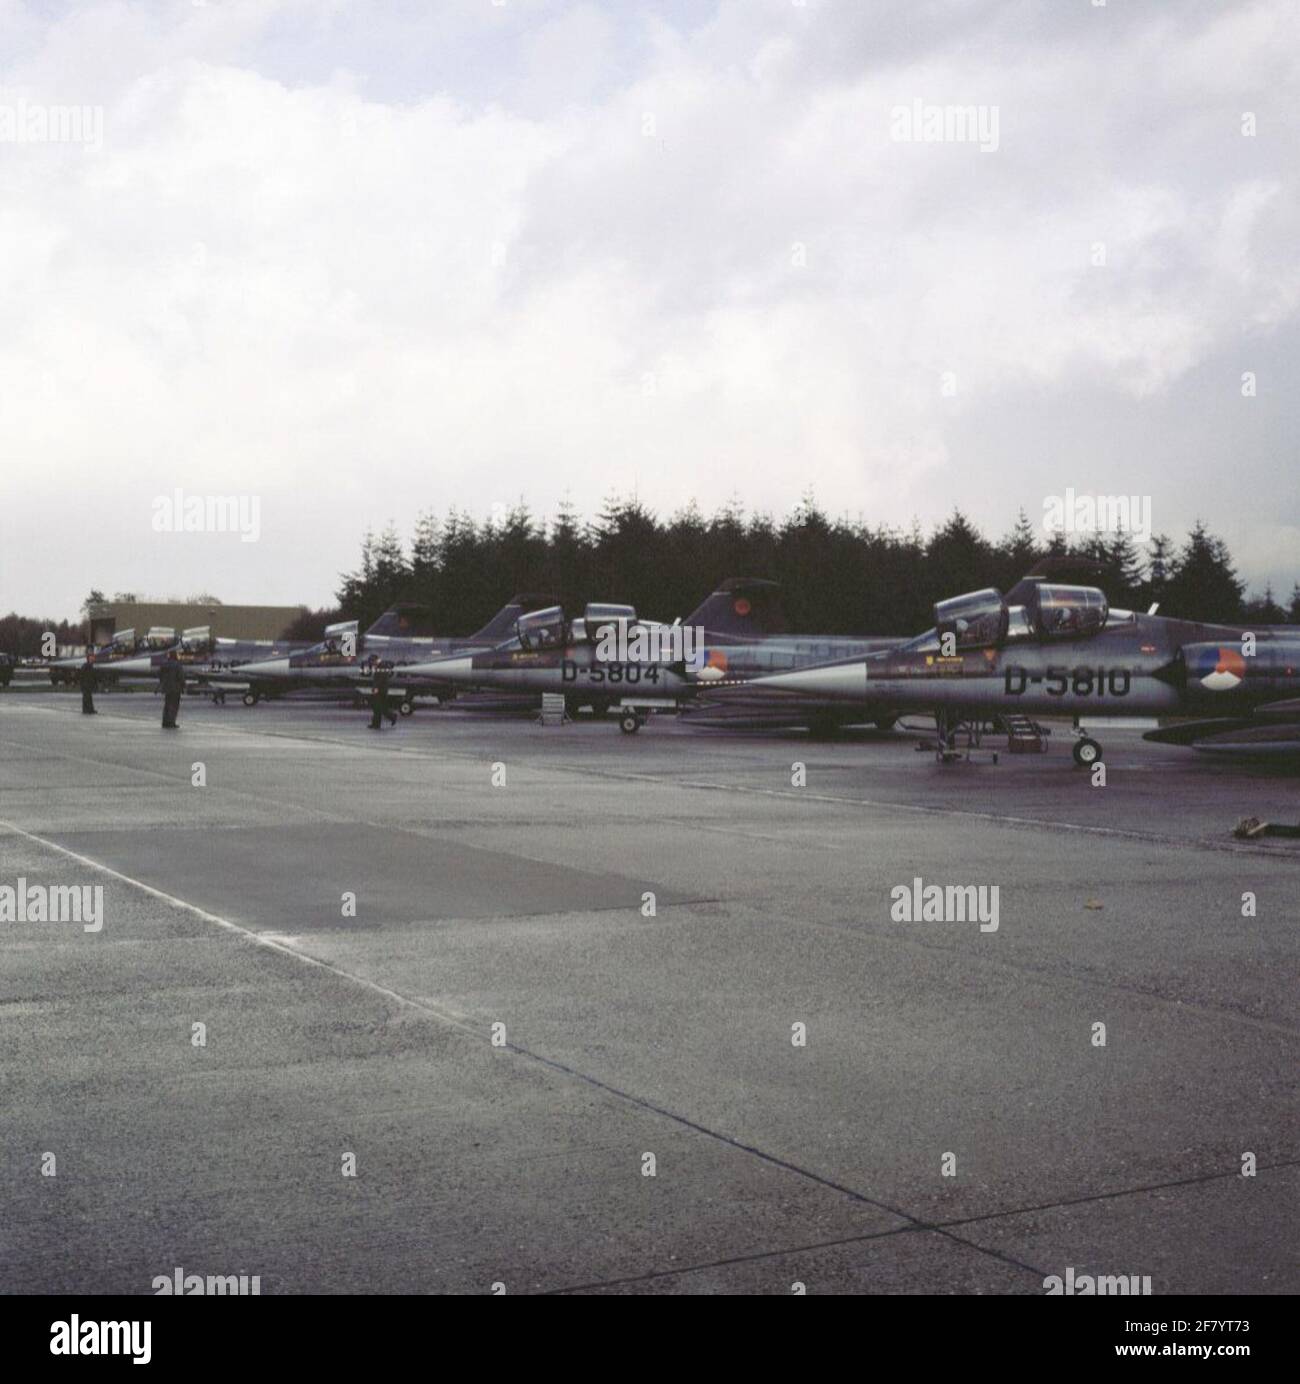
88,601,306,647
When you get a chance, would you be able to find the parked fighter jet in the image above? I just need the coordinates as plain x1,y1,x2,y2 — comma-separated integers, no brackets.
400,600,689,731
237,595,558,708
677,578,907,733
399,578,908,732
729,566,1300,763
47,627,177,685
107,627,309,700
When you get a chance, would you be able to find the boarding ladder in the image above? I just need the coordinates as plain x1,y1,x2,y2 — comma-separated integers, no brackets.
537,692,570,727
1001,714,1048,754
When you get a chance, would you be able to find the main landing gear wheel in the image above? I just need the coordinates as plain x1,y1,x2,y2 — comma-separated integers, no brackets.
1072,736,1102,767
242,690,260,707
619,713,643,735
399,699,414,717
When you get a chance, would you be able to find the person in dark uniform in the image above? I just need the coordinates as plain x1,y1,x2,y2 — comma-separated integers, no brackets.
368,666,397,729
78,654,98,714
159,649,185,728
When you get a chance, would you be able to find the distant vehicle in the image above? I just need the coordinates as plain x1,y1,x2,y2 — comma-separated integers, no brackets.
729,563,1300,764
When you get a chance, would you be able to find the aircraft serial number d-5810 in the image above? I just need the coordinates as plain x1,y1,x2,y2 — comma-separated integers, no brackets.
1003,665,1131,697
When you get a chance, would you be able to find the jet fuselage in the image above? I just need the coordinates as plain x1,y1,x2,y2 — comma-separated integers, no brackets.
748,607,1300,735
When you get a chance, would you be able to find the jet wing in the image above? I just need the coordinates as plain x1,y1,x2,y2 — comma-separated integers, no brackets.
1144,704,1300,757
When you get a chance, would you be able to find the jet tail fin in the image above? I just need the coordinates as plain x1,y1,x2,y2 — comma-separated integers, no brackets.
467,593,559,644
684,578,789,643
365,604,438,638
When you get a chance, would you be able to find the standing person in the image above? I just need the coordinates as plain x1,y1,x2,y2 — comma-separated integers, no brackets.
368,666,397,729
159,649,185,729
78,653,98,715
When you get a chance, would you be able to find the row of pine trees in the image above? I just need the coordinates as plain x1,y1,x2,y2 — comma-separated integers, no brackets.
325,496,1294,641
3,497,1287,657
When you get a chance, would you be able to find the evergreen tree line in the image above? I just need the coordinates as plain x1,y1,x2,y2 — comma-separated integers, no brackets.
330,496,1297,640
0,614,84,659
3,498,1289,655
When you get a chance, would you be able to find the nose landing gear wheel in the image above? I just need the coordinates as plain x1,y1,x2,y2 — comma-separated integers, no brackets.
1072,736,1102,767
619,713,642,734
242,691,260,707
399,699,414,717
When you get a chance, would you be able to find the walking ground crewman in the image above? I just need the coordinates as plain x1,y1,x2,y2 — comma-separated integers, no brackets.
159,649,186,729
78,653,98,715
368,666,397,729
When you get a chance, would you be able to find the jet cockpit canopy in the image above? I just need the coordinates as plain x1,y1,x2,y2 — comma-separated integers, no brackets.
294,619,360,664
582,603,636,640
1027,584,1108,641
933,589,1009,649
517,603,640,649
517,606,569,651
571,603,638,646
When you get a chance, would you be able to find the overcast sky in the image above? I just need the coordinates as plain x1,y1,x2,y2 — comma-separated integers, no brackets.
1,0,1296,621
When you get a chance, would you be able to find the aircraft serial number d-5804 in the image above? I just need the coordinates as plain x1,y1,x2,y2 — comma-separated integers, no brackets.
561,660,666,685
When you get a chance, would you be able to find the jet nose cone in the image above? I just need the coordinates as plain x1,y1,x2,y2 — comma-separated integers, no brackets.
412,655,477,683
110,657,154,676
751,663,868,700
